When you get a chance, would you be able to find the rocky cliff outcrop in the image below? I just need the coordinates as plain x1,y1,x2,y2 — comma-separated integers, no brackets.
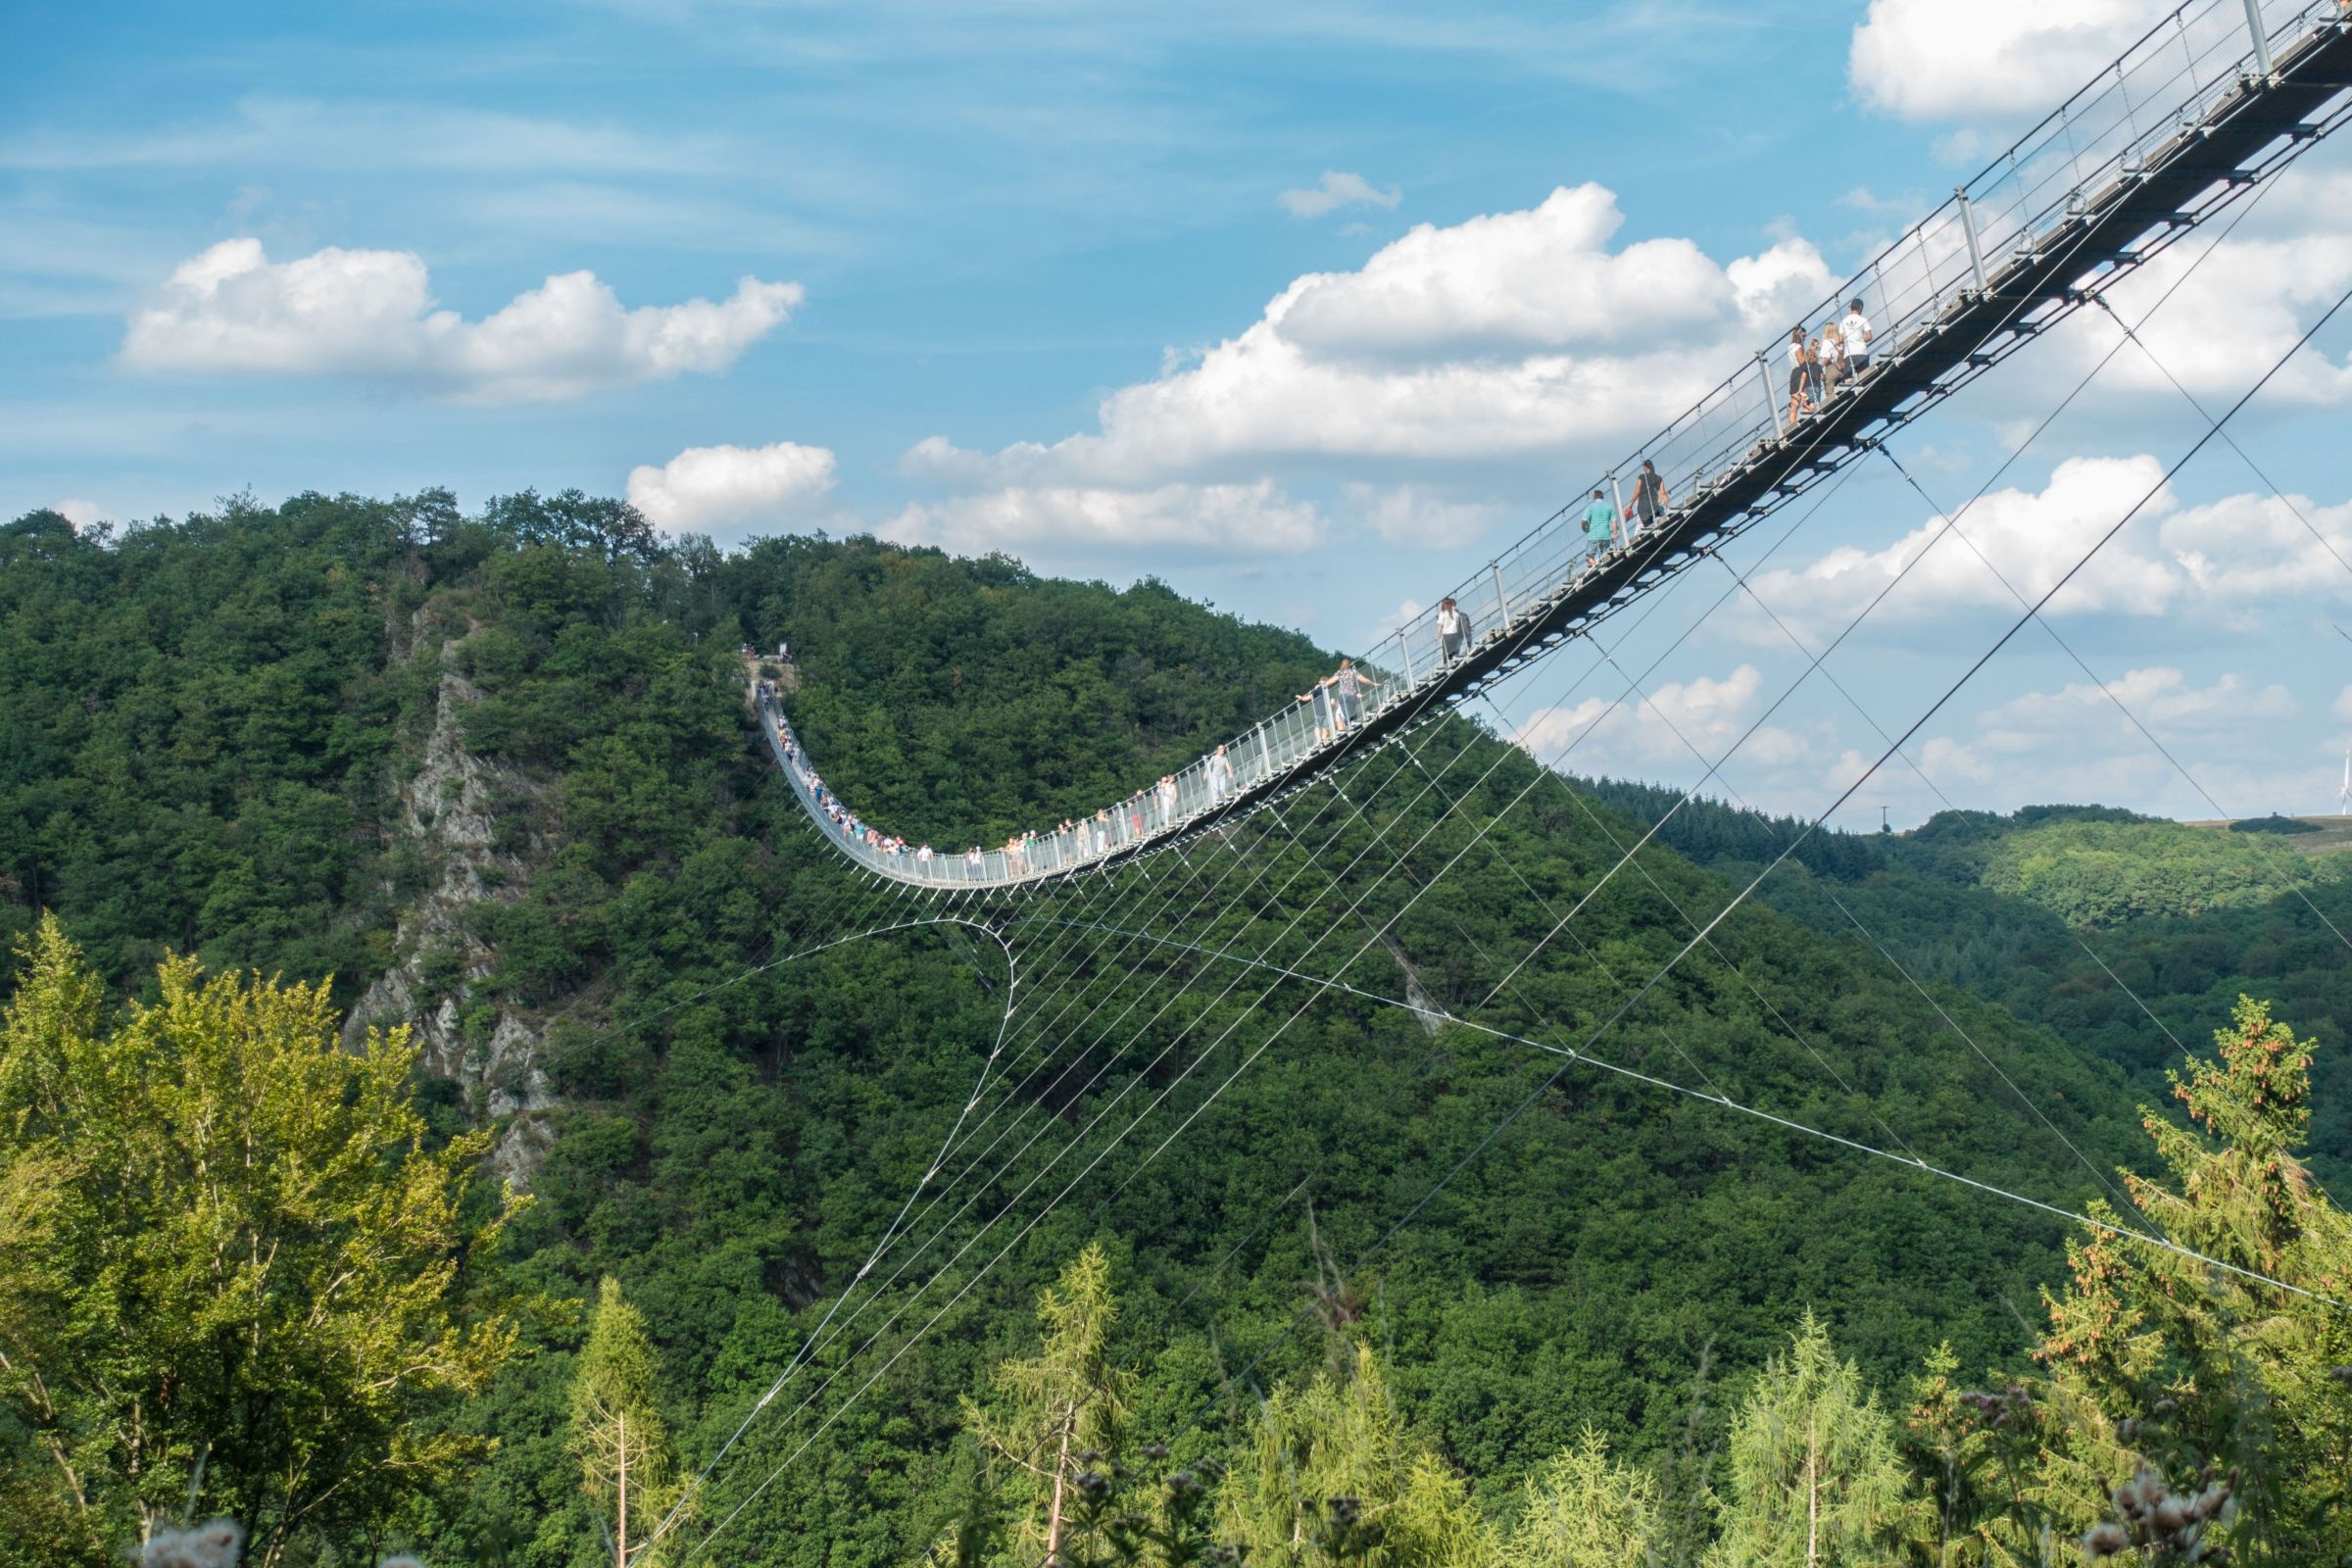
349,636,559,1188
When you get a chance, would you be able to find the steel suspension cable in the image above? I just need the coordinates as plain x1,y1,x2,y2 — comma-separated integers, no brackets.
670,552,1760,1557
1013,910,2342,1308
695,140,2141,1555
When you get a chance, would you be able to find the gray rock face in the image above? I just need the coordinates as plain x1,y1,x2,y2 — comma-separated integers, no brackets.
348,644,561,1187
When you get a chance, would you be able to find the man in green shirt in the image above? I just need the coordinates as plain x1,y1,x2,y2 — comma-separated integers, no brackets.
1582,488,1618,566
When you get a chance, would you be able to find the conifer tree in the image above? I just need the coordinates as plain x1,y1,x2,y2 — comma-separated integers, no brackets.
1708,1310,1912,1568
1219,1342,1490,1568
569,1275,682,1567
1500,1427,1661,1568
963,1243,1134,1562
2023,998,2352,1560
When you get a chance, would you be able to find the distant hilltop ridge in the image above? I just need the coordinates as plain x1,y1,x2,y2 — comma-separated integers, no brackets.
2180,813,2352,856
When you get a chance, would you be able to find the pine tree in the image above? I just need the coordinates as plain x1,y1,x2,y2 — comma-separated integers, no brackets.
963,1243,1134,1562
569,1276,682,1568
1219,1342,1491,1568
1500,1427,1661,1568
2027,998,2352,1560
1708,1311,1912,1568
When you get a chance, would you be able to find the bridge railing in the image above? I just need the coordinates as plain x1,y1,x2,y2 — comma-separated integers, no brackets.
764,0,2347,889
1348,0,2341,738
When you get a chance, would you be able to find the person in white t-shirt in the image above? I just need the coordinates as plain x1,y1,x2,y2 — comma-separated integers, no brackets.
1842,299,1874,375
1437,596,1471,665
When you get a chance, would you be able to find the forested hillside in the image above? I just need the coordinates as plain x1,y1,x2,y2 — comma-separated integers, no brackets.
1583,779,2352,1192
3,496,2344,1565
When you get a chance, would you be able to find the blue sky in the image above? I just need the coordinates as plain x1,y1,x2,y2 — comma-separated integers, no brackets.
9,0,2352,826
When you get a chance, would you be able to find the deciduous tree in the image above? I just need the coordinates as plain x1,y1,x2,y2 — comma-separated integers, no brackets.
0,916,521,1565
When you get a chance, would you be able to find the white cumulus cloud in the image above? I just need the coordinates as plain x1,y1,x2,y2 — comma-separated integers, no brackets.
880,479,1324,558
1347,482,1503,549
625,441,838,536
2047,167,2352,406
1514,662,1814,779
121,237,800,402
903,183,1835,488
1279,171,1402,219
52,498,105,529
1978,667,2297,740
1523,663,2327,828
1848,0,2173,122
1890,667,2326,820
1744,457,2352,639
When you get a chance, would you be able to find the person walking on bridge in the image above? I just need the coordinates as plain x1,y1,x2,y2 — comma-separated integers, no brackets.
1785,325,1812,425
1582,489,1618,567
1207,743,1234,804
1332,659,1369,729
1156,774,1179,826
1437,596,1470,666
1301,681,1333,743
1632,460,1666,539
1841,298,1873,376
1819,319,1846,400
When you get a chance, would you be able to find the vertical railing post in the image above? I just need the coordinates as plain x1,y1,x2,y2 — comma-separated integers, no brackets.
1608,472,1628,547
1399,630,1415,687
1491,561,1509,628
2241,0,2273,77
1956,187,1989,292
1757,352,1784,437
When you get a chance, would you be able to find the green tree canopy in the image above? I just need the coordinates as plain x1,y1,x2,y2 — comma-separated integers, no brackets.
0,915,521,1565
2027,998,2352,1561
1220,1343,1491,1568
1498,1427,1661,1568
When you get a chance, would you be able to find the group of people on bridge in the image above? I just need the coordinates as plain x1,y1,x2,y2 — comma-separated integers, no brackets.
1573,457,1673,569
755,644,1395,881
1784,298,1878,427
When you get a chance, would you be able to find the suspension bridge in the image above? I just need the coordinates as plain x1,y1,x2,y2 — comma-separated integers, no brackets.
618,1,2352,1556
760,0,2352,892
